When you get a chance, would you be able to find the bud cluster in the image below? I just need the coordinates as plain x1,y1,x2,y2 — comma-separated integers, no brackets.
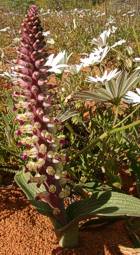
13,5,70,222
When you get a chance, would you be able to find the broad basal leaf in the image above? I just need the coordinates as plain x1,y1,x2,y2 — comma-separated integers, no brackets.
66,191,140,221
15,171,52,216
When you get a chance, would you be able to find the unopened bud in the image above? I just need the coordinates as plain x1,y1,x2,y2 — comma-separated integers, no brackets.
49,184,56,193
46,166,55,175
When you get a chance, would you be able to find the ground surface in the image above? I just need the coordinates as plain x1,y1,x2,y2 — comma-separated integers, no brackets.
0,184,139,255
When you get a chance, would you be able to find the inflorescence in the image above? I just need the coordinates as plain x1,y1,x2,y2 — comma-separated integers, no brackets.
13,5,70,224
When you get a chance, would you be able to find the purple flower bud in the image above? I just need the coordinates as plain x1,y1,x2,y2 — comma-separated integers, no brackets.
15,130,22,136
21,154,28,160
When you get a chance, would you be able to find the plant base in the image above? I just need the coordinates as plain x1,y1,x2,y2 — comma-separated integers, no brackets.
58,224,79,248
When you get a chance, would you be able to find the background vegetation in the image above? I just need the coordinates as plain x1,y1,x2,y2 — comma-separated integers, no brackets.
0,0,140,195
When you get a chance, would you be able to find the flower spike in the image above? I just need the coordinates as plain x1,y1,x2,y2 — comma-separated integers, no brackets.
13,5,68,224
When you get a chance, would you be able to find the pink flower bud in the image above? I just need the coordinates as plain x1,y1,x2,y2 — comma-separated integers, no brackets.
32,71,40,80
38,94,44,101
38,80,45,86
21,154,28,160
15,130,22,136
35,58,45,68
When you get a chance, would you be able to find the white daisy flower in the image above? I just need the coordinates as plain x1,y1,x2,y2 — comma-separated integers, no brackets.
66,63,83,74
125,88,140,104
43,31,55,44
0,26,10,32
111,39,126,48
43,31,50,37
92,46,110,60
86,69,121,83
134,57,140,63
111,26,117,34
13,37,20,44
80,46,110,67
91,29,111,47
0,71,17,80
44,51,72,74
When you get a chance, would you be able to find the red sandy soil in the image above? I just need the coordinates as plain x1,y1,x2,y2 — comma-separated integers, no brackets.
0,184,139,255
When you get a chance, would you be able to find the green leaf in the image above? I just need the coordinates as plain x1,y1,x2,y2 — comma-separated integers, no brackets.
57,109,79,122
66,191,140,221
14,171,52,216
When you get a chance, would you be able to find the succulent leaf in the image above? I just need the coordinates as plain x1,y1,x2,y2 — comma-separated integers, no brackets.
66,191,140,222
57,110,79,122
75,70,140,104
15,170,52,216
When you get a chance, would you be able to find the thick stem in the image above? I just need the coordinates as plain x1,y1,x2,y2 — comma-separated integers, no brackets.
50,217,79,248
58,224,79,248
113,105,119,126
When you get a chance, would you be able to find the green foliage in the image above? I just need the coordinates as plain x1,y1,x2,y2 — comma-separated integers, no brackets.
0,88,19,183
38,0,93,10
67,191,140,221
6,0,35,12
14,171,52,216
14,169,140,246
14,169,140,222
